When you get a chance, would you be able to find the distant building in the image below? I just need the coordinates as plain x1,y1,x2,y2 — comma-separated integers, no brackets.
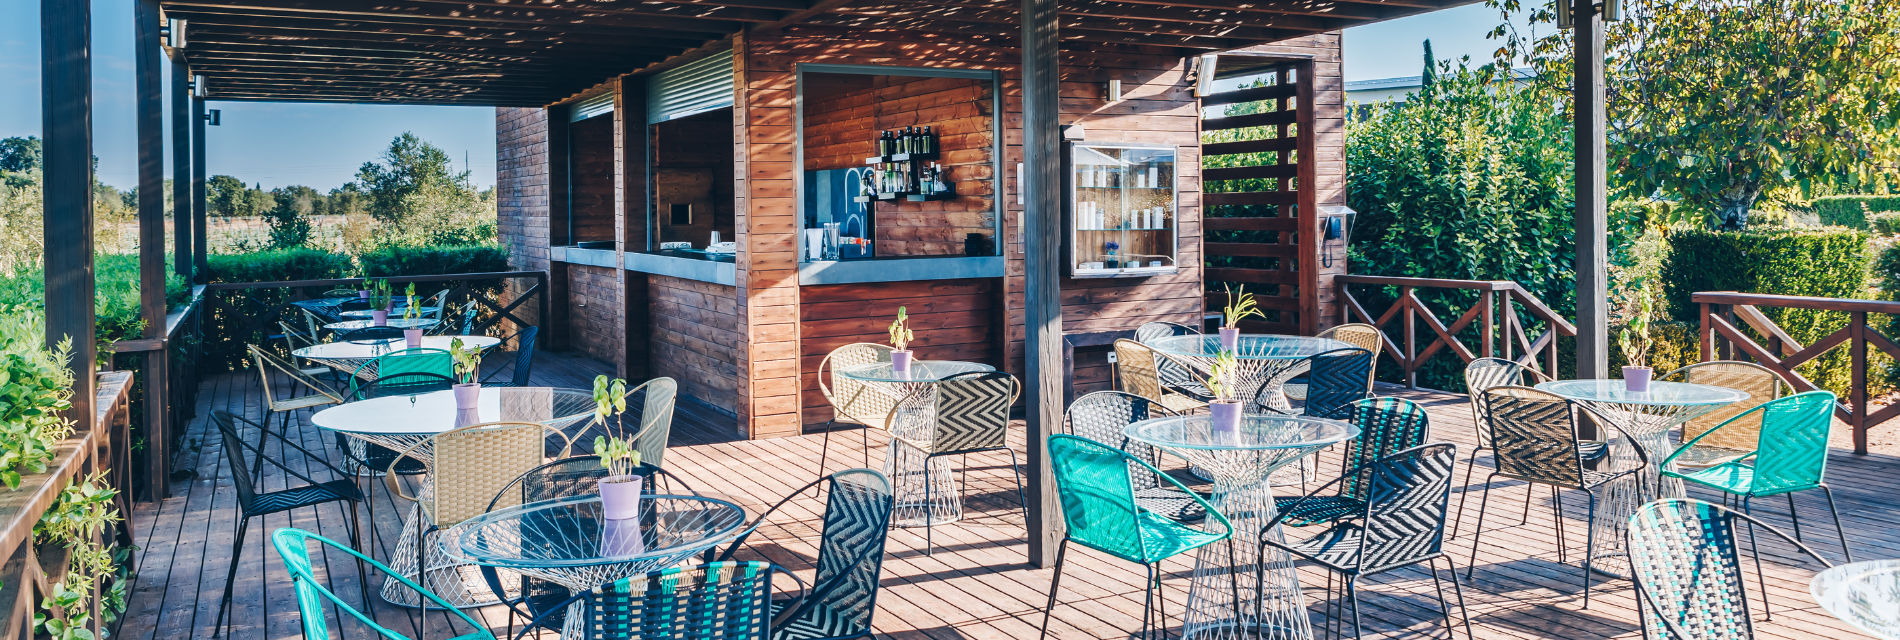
1345,68,1536,119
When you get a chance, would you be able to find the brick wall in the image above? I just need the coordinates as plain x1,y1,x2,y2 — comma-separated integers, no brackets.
497,107,551,329
649,275,741,416
564,264,624,365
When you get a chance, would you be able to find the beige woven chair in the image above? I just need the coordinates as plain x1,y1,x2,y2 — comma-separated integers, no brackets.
247,344,344,474
277,320,333,379
387,421,571,617
1662,361,1786,469
1286,323,1385,400
568,377,679,470
816,342,896,477
1114,339,1209,413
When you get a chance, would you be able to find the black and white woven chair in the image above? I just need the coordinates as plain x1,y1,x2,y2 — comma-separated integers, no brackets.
1275,397,1431,527
887,370,1023,556
1261,347,1373,420
1451,357,1561,540
1265,443,1470,640
1060,391,1205,523
713,469,896,640
1135,321,1211,400
1464,386,1645,609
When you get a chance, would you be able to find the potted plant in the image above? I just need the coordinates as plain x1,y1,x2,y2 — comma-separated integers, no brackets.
449,337,483,424
1220,284,1264,351
1202,349,1243,438
1619,281,1655,392
889,306,915,374
400,283,423,348
357,271,371,299
589,375,647,555
1104,241,1120,269
368,279,394,327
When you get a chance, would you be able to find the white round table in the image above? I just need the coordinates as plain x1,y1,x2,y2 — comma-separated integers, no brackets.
293,335,498,381
1536,380,1746,577
324,317,437,331
837,360,994,528
312,385,594,608
1814,559,1900,639
340,305,440,319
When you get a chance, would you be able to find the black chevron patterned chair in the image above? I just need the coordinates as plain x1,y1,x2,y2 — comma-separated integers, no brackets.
888,370,1023,556
1465,386,1647,609
1264,443,1471,640
1262,347,1374,420
713,469,895,640
1274,397,1431,527
1060,391,1206,523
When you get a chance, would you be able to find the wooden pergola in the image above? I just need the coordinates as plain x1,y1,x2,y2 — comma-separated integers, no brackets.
40,0,1614,564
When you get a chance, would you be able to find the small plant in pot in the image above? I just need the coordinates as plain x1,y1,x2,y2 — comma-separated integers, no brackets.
1619,282,1655,392
1202,349,1244,439
357,272,371,299
400,283,423,348
368,279,395,327
589,375,648,555
449,337,483,424
1220,284,1265,351
889,306,916,374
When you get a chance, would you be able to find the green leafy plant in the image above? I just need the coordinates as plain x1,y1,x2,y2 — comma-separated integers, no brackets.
592,375,627,428
0,309,75,489
594,436,642,478
888,307,914,352
402,283,421,321
33,473,124,640
1617,281,1654,370
589,375,641,478
1221,284,1264,329
1200,349,1241,404
449,337,482,384
367,278,394,310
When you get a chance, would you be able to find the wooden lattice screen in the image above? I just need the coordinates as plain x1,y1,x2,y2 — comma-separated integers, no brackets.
1200,61,1312,334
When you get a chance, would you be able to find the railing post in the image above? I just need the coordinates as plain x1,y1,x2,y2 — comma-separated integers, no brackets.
1852,311,1869,454
1699,301,1713,363
1480,289,1495,360
1402,286,1417,389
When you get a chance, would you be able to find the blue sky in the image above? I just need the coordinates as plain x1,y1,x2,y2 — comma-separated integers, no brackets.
0,1,1507,191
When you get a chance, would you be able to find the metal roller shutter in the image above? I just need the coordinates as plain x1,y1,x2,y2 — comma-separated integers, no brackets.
647,49,735,124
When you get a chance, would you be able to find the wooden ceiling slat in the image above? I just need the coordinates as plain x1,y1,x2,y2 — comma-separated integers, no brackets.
922,0,1358,30
832,2,1319,40
808,13,1252,49
183,42,635,66
164,0,788,25
185,21,713,51
166,7,740,39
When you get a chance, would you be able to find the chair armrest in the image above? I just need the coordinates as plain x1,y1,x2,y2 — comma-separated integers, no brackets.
384,439,429,504
513,589,588,640
717,475,828,563
768,565,811,630
1259,466,1359,534
1659,403,1768,469
1135,455,1234,539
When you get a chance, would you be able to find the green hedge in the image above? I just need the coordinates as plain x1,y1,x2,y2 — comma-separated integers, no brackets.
206,248,354,284
1814,195,1900,229
357,243,509,279
1659,227,1873,394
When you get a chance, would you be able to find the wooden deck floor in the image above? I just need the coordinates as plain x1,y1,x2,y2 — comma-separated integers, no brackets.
116,349,1897,639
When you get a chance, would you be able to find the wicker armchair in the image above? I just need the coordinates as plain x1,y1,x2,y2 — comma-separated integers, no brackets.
273,528,494,640
1061,391,1204,523
480,326,541,388
1113,339,1208,413
712,469,895,640
247,344,345,475
1135,321,1211,400
1262,347,1373,419
1285,323,1384,401
888,370,1022,556
815,343,896,477
568,377,679,469
1660,361,1786,469
346,347,452,398
519,562,787,640
1452,357,1560,538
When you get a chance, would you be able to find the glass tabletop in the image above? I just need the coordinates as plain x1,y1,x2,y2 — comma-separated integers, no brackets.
293,335,498,360
451,494,749,568
1125,414,1358,451
312,386,597,435
836,360,994,383
1813,559,1900,639
1147,334,1351,361
1535,380,1749,407
324,318,437,331
341,305,441,319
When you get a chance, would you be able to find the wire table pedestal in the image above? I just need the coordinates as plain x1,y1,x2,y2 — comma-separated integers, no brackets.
1537,380,1745,578
1127,415,1359,640
837,361,995,528
1145,335,1350,486
446,494,749,640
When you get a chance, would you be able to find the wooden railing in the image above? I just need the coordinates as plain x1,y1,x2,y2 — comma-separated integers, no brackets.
1337,275,1578,387
0,372,137,640
1695,291,1900,454
108,287,205,502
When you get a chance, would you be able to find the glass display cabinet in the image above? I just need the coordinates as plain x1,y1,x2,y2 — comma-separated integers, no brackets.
1068,142,1179,277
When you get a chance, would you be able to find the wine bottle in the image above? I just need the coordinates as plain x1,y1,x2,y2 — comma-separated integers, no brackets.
922,126,934,154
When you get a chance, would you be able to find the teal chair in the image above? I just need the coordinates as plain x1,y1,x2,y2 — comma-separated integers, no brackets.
272,527,496,640
1662,390,1853,563
347,347,453,398
1041,434,1234,640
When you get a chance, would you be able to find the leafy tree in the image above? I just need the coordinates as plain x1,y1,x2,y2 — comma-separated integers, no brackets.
206,175,246,217
0,137,41,173
265,185,318,249
352,133,493,247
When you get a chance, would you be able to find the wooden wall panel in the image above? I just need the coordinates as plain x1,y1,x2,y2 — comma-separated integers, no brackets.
564,264,624,365
649,275,742,416
570,114,617,243
735,34,807,439
797,279,1000,426
495,107,551,330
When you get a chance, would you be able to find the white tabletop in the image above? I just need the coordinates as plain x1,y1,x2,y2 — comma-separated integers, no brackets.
311,386,593,436
325,318,437,331
1814,559,1900,639
293,335,498,360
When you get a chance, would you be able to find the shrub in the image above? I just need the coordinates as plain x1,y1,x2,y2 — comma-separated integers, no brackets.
1659,227,1873,394
206,247,354,284
357,243,509,278
1814,195,1900,229
1872,212,1900,236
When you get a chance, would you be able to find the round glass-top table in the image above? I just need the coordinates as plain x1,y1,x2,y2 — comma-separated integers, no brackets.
1146,335,1350,412
445,494,750,639
323,317,437,331
837,360,995,527
340,305,440,319
1813,559,1900,639
293,335,498,380
1126,415,1359,640
311,385,594,608
1536,379,1747,577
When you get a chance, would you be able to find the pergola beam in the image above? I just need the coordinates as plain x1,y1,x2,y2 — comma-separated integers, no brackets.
168,9,740,42
183,24,713,52
164,0,779,28
831,2,1323,41
1573,0,1608,379
172,58,193,279
1021,0,1062,569
135,0,173,501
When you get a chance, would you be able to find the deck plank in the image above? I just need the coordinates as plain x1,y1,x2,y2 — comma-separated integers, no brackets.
116,355,1900,639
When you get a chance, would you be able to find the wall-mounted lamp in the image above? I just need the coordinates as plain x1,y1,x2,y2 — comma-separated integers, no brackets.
1318,205,1356,268
164,18,186,48
1193,53,1220,97
1106,79,1122,102
1556,0,1621,29
1061,124,1086,141
205,109,221,126
191,75,205,97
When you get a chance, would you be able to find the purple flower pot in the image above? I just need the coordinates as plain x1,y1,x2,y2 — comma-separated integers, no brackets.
1623,366,1653,393
404,328,423,349
1219,327,1240,352
371,309,389,327
453,383,482,426
1209,401,1243,442
358,290,370,299
891,350,913,373
598,475,644,521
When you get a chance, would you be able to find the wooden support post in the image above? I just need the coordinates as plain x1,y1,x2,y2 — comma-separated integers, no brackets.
136,0,171,501
1573,0,1610,379
1021,0,1062,569
1852,311,1868,454
1480,291,1495,360
1402,286,1416,388
171,59,192,279
192,93,207,281
43,0,97,428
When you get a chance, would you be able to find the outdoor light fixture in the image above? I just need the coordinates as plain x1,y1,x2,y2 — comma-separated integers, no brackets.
1106,79,1122,102
1319,205,1357,268
206,109,221,126
192,75,205,97
1193,53,1220,97
165,18,186,48
1556,0,1622,29
1061,124,1086,140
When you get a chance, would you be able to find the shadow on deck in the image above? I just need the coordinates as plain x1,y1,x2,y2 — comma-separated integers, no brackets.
116,350,1896,639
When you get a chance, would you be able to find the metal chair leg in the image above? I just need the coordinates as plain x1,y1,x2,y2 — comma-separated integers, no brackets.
861,425,872,469
212,516,250,637
1346,577,1363,639
1582,490,1597,610
1741,496,1772,621
1428,556,1455,637
1787,492,1805,542
1441,555,1475,640
817,418,835,479
1141,564,1156,640
1820,484,1853,563
1006,448,1029,518
1551,485,1568,564
1450,445,1485,540
924,452,935,557
1039,538,1070,640
1465,473,1499,580
1154,563,1169,640
1520,481,1534,526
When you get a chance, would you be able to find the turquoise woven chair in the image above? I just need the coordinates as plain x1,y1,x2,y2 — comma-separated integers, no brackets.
347,347,453,398
1627,498,1835,638
1041,434,1234,640
1661,390,1853,563
272,527,496,640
